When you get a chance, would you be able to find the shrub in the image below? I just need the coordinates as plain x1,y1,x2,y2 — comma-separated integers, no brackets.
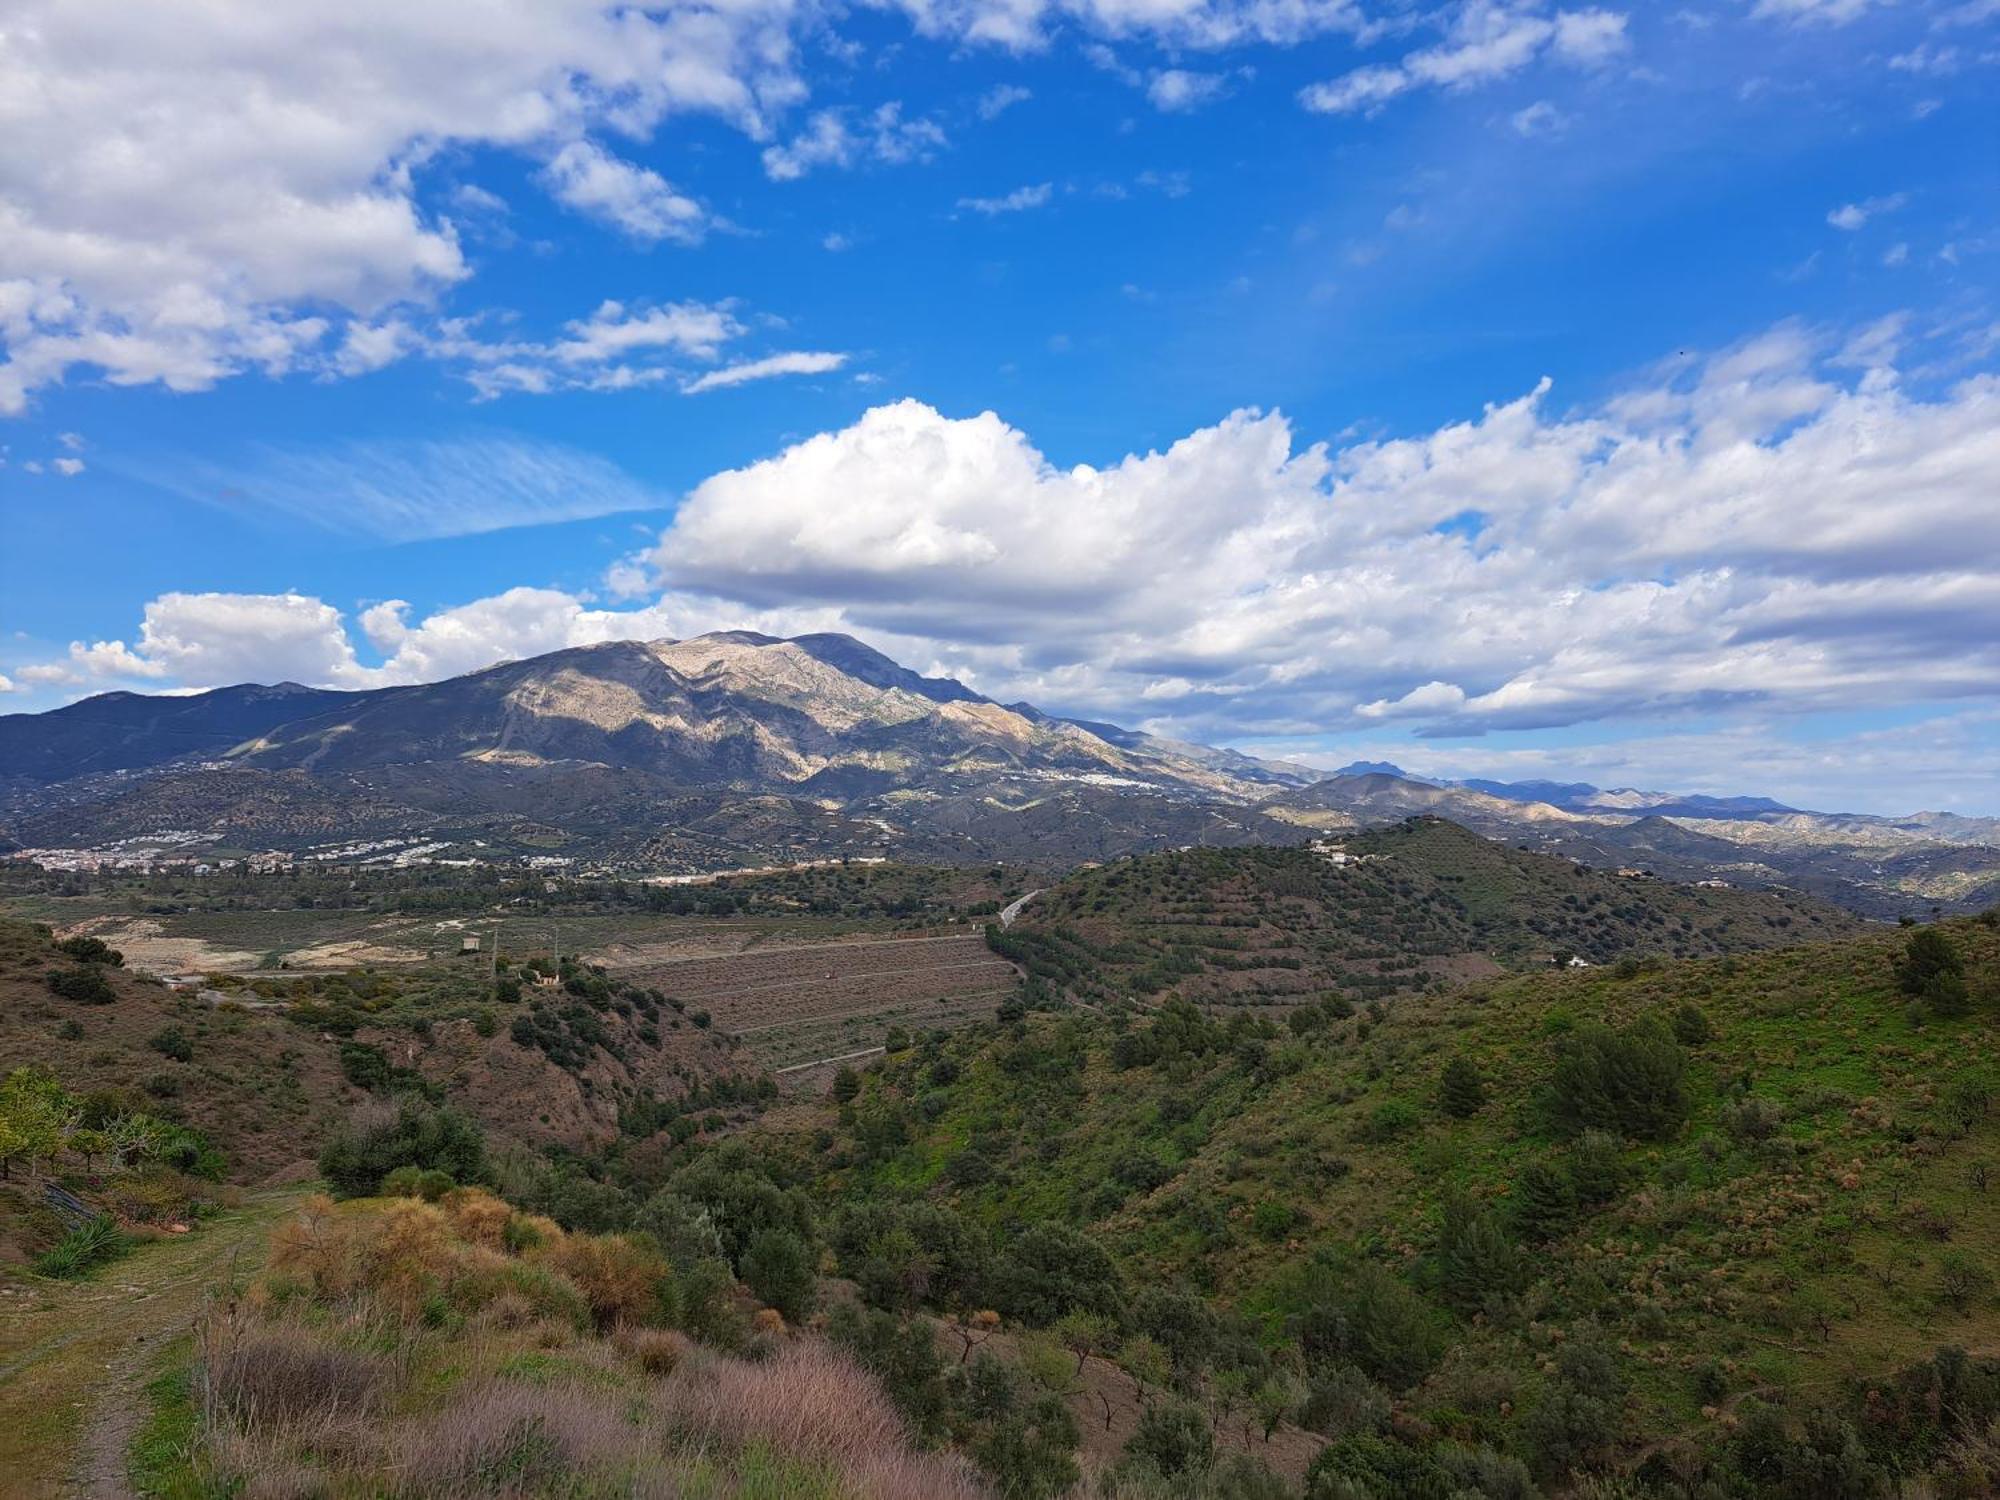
1355,1098,1421,1143
56,936,124,965
992,1222,1125,1325
1672,1004,1715,1046
1124,1398,1214,1478
540,1232,667,1328
33,1215,129,1279
200,1321,387,1427
318,1098,486,1198
148,1026,193,1063
45,965,116,1005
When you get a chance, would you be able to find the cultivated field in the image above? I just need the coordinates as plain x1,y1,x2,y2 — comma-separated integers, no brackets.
613,932,1019,1078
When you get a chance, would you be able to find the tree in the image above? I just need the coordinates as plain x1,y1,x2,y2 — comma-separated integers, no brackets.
742,1227,818,1321
55,936,123,966
0,1068,71,1179
831,1066,861,1103
45,966,116,1005
1438,1057,1487,1119
1672,1004,1715,1047
1546,1019,1689,1141
1897,926,1964,999
1509,1158,1579,1243
1437,1193,1526,1312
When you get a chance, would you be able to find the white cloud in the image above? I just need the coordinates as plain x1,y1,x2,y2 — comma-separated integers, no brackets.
976,84,1033,119
0,0,806,414
165,434,667,542
1509,99,1571,136
761,103,947,181
27,321,2000,768
1301,4,1628,116
538,140,708,244
1827,192,1907,231
52,456,85,476
956,183,1055,215
888,0,1372,50
1750,0,1881,25
683,351,849,392
0,674,15,694
1147,69,1228,111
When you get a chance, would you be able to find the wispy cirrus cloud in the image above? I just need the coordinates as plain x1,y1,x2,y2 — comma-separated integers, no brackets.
153,435,668,543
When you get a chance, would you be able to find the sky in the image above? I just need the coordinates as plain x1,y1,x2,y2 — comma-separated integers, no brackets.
0,0,1996,815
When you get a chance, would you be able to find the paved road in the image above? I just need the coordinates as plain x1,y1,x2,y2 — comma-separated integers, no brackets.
997,889,1043,929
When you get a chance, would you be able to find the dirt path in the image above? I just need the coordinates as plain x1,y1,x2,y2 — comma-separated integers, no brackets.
0,1193,297,1500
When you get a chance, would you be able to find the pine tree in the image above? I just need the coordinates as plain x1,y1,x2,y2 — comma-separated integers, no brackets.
1508,1159,1578,1243
1438,1057,1487,1119
1438,1194,1525,1311
1897,926,1964,999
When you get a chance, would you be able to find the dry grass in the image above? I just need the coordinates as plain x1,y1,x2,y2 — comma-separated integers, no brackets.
614,1325,691,1375
657,1340,992,1500
397,1380,648,1496
535,1230,668,1328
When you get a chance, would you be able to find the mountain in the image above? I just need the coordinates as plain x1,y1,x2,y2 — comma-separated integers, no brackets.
0,680,356,783
0,632,1315,870
2,635,1993,915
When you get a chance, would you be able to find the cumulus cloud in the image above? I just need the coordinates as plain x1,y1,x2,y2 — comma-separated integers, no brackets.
976,84,1033,118
1300,3,1628,116
538,140,709,244
0,0,806,414
23,322,2000,762
1147,69,1230,111
760,103,947,181
1827,192,1907,231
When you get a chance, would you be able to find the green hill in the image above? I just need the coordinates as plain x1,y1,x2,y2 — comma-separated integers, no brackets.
1000,817,1864,1007
794,910,2000,1495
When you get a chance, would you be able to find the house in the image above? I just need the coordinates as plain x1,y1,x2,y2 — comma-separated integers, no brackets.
459,935,481,953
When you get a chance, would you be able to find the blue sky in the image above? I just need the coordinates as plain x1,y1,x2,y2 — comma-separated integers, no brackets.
1,0,1996,813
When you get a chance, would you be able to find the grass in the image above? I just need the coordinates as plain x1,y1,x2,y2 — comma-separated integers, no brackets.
129,1350,220,1500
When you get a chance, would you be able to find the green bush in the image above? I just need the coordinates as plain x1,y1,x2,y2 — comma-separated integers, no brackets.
45,966,116,1005
317,1099,486,1198
741,1227,818,1320
148,1026,193,1063
1438,1057,1487,1119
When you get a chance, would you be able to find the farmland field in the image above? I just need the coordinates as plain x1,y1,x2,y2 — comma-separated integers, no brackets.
612,932,1020,1079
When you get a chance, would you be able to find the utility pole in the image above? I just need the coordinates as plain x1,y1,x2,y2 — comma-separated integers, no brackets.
490,919,500,980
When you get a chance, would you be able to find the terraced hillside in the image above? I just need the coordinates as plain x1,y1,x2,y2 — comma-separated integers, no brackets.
999,817,1865,1009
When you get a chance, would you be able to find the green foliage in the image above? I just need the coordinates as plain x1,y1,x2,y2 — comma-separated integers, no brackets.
1123,1399,1214,1478
1544,1017,1689,1141
1438,1056,1487,1118
45,964,116,1005
1671,1003,1715,1046
1897,926,1965,999
992,1222,1125,1325
317,1097,486,1197
741,1227,818,1320
1507,1158,1578,1243
148,1025,193,1063
1435,1194,1526,1312
1283,1257,1446,1390
33,1214,129,1279
55,935,124,965
1355,1097,1420,1143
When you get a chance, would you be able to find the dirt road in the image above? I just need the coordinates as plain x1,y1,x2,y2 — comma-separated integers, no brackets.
0,1193,295,1499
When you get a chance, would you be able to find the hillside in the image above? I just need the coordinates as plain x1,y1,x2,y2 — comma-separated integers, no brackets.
796,911,2000,1494
0,917,754,1195
1000,818,1865,1007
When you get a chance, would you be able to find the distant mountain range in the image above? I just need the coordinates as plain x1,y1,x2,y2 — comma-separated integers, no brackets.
1,633,1994,916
